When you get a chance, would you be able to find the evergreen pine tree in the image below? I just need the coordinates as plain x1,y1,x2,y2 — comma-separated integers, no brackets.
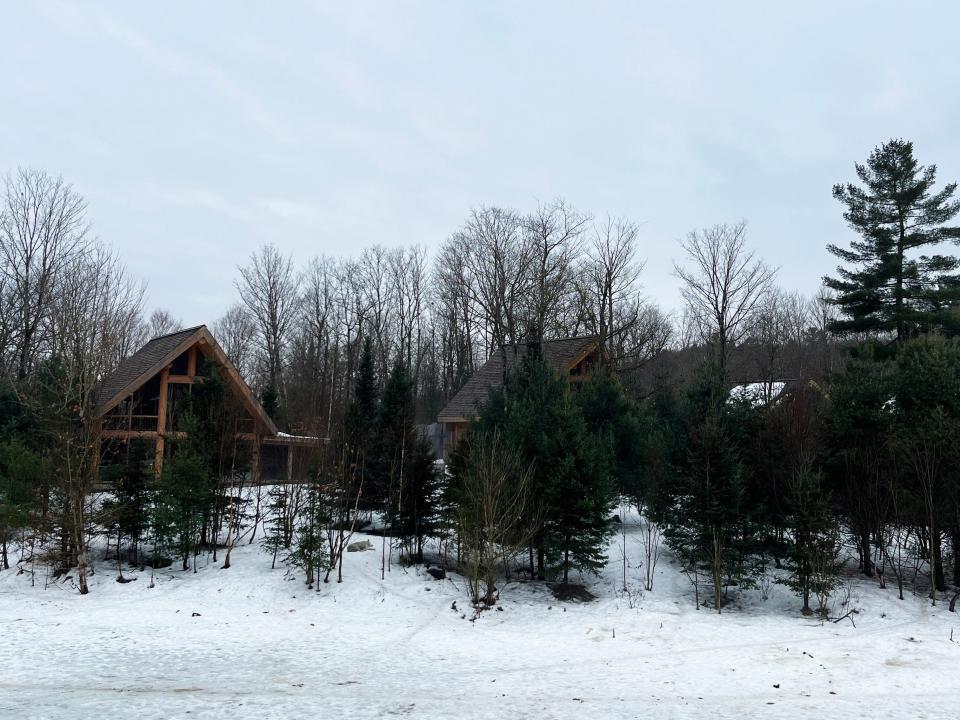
151,364,237,572
780,466,840,615
100,439,152,573
260,385,280,423
373,357,436,561
346,336,378,446
825,139,960,340
288,480,330,588
259,485,291,570
476,354,616,585
0,439,44,570
574,370,645,501
823,344,893,578
638,384,686,524
173,362,249,555
153,447,213,572
890,335,960,598
0,380,42,571
661,362,759,611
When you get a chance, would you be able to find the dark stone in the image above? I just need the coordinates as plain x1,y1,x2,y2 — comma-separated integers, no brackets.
143,556,173,569
427,567,446,581
550,583,596,603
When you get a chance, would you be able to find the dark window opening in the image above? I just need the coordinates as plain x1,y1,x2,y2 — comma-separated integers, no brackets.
169,350,190,375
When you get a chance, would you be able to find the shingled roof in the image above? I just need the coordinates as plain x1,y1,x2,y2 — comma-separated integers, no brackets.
93,325,278,435
437,336,599,422
94,326,205,412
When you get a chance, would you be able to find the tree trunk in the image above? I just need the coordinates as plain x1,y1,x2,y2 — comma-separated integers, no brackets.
76,549,89,595
951,525,960,589
860,529,874,578
712,527,723,613
895,218,906,343
17,325,32,381
222,529,234,569
116,529,125,581
932,530,946,594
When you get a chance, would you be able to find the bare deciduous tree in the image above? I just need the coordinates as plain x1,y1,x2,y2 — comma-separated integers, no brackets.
146,308,182,338
745,288,791,397
389,246,429,385
674,221,777,372
578,216,645,364
236,244,299,408
0,168,91,379
433,237,478,399
523,200,587,342
213,302,257,380
622,304,674,367
810,285,840,377
640,510,662,592
358,246,393,379
457,430,538,607
43,242,144,594
456,206,534,355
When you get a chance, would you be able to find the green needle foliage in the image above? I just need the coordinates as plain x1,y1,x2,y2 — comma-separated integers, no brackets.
474,349,616,585
826,139,960,341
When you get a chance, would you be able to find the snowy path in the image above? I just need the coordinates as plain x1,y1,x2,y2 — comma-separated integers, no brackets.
2,520,959,719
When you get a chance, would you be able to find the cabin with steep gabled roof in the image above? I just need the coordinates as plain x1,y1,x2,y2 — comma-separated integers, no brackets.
94,325,318,482
436,336,600,458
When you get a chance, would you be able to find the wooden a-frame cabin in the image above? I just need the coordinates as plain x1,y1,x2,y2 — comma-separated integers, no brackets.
436,335,601,458
93,325,318,482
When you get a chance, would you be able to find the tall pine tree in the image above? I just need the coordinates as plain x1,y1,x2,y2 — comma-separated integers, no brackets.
825,139,960,341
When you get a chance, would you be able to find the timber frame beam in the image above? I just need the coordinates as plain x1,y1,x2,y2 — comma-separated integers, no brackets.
154,366,170,477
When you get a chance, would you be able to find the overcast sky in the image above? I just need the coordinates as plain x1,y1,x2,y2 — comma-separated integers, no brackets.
1,1,958,325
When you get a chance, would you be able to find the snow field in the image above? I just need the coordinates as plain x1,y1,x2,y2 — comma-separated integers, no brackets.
1,508,958,719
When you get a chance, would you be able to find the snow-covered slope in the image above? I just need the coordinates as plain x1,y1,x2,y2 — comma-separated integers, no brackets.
1,509,958,720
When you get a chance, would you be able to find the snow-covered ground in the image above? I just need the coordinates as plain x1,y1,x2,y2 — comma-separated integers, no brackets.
2,508,958,720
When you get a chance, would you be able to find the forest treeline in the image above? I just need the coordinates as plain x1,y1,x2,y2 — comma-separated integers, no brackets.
1,139,959,616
